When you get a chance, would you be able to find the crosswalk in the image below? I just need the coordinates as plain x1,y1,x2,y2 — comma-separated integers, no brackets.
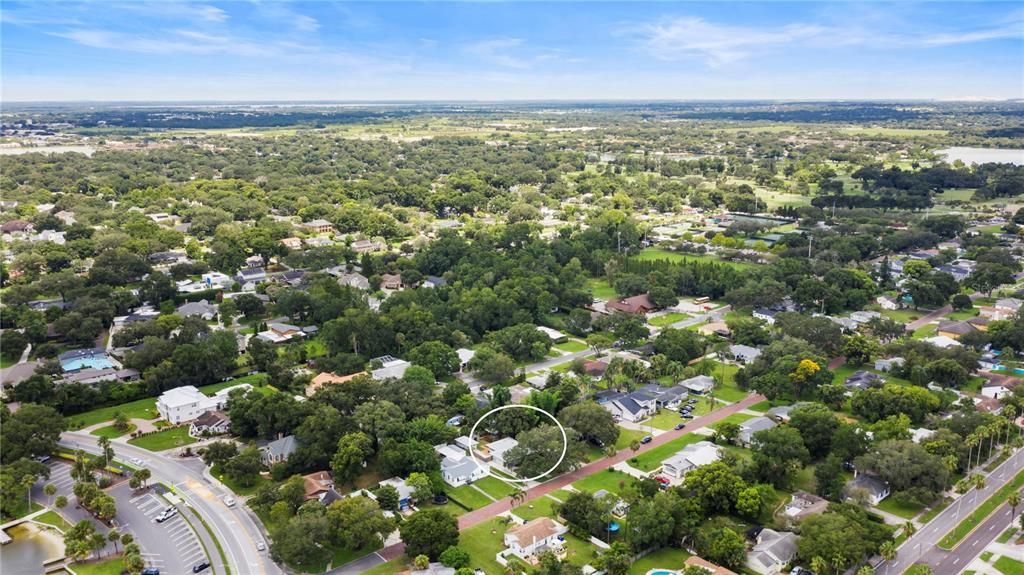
46,463,75,493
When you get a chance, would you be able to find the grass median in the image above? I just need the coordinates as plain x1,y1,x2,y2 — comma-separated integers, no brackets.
938,470,1024,550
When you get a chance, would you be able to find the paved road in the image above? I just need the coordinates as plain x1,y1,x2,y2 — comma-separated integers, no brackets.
60,432,282,575
369,392,766,563
907,305,953,330
663,304,730,332
876,447,1023,575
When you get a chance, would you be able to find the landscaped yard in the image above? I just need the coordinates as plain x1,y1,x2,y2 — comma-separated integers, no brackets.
554,339,589,353
473,475,518,500
627,546,691,574
946,308,980,321
646,403,712,431
1,500,43,522
572,468,638,496
630,433,704,472
328,542,381,572
712,412,756,428
90,423,136,439
361,559,406,575
996,528,1018,544
876,496,925,520
709,362,746,402
512,494,560,521
447,483,495,510
613,428,648,451
588,278,618,300
69,558,125,575
995,556,1024,575
34,509,71,531
461,517,530,574
127,426,198,451
632,248,758,271
648,312,689,327
211,464,271,496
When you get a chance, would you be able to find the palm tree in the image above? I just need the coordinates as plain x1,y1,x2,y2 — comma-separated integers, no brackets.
965,434,979,471
879,542,897,562
89,532,107,558
43,484,57,508
972,473,987,507
97,436,113,468
857,566,874,575
1008,492,1020,519
903,521,917,539
108,530,121,554
1004,405,1018,445
55,495,67,511
811,556,828,574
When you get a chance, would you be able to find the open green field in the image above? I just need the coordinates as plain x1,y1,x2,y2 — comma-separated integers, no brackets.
69,558,124,575
128,426,197,451
613,427,648,451
712,412,756,428
710,362,746,402
588,278,618,300
446,483,494,509
946,308,980,321
513,494,560,521
876,497,925,520
935,188,977,202
648,312,689,327
461,517,530,574
632,248,759,271
572,468,638,496
938,470,1024,549
630,433,705,472
755,190,813,209
628,547,692,574
474,475,517,500
880,308,925,324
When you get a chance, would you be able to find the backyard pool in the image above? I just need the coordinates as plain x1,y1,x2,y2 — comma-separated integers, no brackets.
647,571,679,575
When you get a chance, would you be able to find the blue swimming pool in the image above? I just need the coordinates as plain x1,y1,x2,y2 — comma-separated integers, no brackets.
61,357,116,371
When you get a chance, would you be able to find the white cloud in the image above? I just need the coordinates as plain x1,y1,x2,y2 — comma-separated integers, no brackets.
627,17,827,65
292,14,320,32
923,23,1023,46
196,5,229,23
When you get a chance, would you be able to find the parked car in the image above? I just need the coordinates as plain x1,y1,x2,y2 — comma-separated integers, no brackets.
142,569,161,575
155,507,177,523
192,560,211,573
674,423,686,430
640,435,653,444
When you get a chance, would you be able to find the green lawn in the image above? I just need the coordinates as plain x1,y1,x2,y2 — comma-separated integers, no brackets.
33,509,71,531
90,423,136,439
128,426,198,451
646,403,712,431
939,470,1024,549
627,546,691,574
446,483,494,509
513,494,560,521
712,412,756,428
473,475,518,500
589,278,618,300
918,497,952,524
0,355,17,368
70,558,125,575
573,468,639,496
210,464,271,496
461,517,530,574
709,362,746,402
632,248,759,271
613,428,648,451
304,337,328,358
876,497,925,520
329,541,381,571
913,324,938,339
360,559,407,575
880,308,925,324
997,528,1018,544
995,556,1024,575
630,433,705,472
749,399,790,412
648,313,689,327
562,534,598,568
555,340,589,353
945,308,979,321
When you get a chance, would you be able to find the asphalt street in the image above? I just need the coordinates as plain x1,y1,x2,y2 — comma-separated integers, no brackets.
61,431,281,575
875,447,1023,575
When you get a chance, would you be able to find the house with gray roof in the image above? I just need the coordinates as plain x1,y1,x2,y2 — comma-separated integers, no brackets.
680,374,715,394
729,344,762,364
260,435,299,466
176,299,218,320
845,474,891,505
747,529,799,575
738,416,777,447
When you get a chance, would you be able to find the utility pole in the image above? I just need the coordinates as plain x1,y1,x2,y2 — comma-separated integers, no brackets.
808,236,813,260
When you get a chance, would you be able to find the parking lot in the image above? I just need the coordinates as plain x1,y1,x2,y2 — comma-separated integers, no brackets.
112,482,210,575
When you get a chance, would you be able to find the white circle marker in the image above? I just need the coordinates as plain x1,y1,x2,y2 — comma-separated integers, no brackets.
467,404,568,484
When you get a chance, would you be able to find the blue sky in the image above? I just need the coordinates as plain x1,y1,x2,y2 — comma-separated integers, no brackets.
2,1,1022,101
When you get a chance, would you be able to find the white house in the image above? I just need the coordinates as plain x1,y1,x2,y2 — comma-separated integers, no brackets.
503,518,568,560
738,416,778,447
752,308,778,325
456,348,476,372
602,391,657,423
680,374,715,394
661,441,721,479
156,383,251,424
440,455,488,487
729,344,762,364
536,326,568,343
487,437,519,470
747,529,799,575
188,411,230,437
371,357,412,380
981,384,1011,399
845,474,891,505
876,295,899,310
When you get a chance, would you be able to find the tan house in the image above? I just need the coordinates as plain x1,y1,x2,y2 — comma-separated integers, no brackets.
503,517,568,561
301,471,334,500
305,371,365,397
381,273,403,290
280,237,303,250
685,556,738,575
936,320,978,340
605,293,655,315
303,219,335,234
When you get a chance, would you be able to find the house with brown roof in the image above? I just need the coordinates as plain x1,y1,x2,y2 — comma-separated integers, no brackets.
188,411,230,438
280,237,303,250
502,517,568,561
381,273,403,290
685,556,738,575
937,320,978,340
582,360,608,377
302,219,335,234
605,293,656,315
780,491,828,521
301,471,334,500
1,219,34,238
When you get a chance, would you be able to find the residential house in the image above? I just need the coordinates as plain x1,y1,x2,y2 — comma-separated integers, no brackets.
752,308,779,325
31,230,66,244
910,428,937,443
422,275,448,288
337,272,370,291
602,391,657,423
456,348,476,372
201,272,235,290
747,529,799,575
260,435,300,466
378,477,416,510
536,326,568,343
409,564,456,575
257,321,313,344
188,411,230,437
1,220,34,238
680,374,715,394
381,273,403,290
57,367,140,386
592,489,629,517
981,384,1012,399
844,370,885,392
874,357,905,372
301,471,334,501
685,556,738,575
303,219,335,234
526,374,551,389
924,335,961,349
849,310,882,324
661,441,721,479
738,416,778,447
59,348,118,372
766,405,795,423
995,298,1022,317
487,437,519,470
780,491,828,521
243,255,264,268
729,344,762,364
280,237,303,250
156,384,250,424
350,239,383,253
276,270,307,287
438,448,488,487
237,267,267,289
176,300,218,321
502,517,568,561
845,474,891,505
876,295,899,310
605,293,656,315
371,357,412,380
968,317,990,332
937,320,977,340
937,264,971,282
303,237,334,248
149,251,188,265
114,306,161,326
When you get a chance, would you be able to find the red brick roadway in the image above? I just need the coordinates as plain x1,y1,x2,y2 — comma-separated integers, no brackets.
378,393,766,561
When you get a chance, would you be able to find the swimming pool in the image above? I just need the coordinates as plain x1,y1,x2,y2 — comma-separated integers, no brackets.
61,357,116,371
647,571,679,575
